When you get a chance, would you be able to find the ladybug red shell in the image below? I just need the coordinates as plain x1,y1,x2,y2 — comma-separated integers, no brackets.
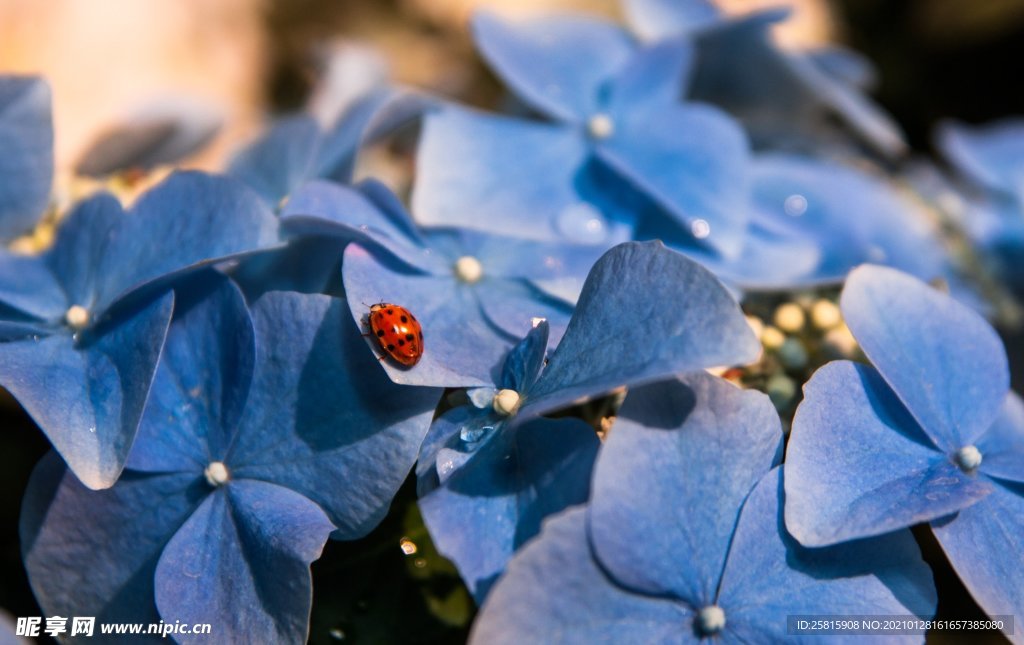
367,303,424,367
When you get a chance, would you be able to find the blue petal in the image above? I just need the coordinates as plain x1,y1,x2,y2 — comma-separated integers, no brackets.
412,106,596,244
785,361,993,547
937,119,1024,202
643,207,822,291
689,10,906,157
314,89,391,184
279,179,416,246
0,292,174,489
841,264,1009,450
154,480,334,644
808,45,878,91
128,275,255,473
0,252,65,321
595,103,751,258
606,39,694,116
475,279,572,348
471,11,635,122
415,405,499,496
976,393,1024,484
426,227,604,305
228,236,345,301
0,76,53,241
20,453,201,632
589,372,782,605
227,115,322,205
420,417,600,601
523,241,760,418
343,243,510,387
751,154,950,283
621,0,722,40
500,320,549,392
95,171,280,311
719,468,937,640
0,613,17,645
931,481,1024,644
470,508,689,644
45,192,123,311
225,291,440,538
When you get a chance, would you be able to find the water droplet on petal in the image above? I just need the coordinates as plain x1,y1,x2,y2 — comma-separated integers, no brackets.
460,424,491,444
784,194,808,217
438,458,455,478
556,203,608,244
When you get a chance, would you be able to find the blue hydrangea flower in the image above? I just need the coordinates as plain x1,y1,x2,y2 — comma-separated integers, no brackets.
413,10,751,257
227,90,391,206
20,275,440,644
0,75,53,242
785,265,1024,642
417,241,761,601
0,172,279,488
748,154,954,285
622,0,906,157
276,178,606,387
936,119,1024,294
471,371,937,643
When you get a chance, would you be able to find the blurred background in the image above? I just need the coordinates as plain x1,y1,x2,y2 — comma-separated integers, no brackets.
1,0,1023,642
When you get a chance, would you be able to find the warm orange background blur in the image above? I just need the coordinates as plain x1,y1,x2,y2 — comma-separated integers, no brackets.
0,0,832,172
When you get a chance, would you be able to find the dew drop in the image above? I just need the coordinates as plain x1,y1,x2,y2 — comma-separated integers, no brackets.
460,424,491,444
438,458,455,478
784,194,808,217
556,203,608,244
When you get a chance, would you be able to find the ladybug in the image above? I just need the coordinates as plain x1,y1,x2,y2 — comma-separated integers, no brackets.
366,303,424,367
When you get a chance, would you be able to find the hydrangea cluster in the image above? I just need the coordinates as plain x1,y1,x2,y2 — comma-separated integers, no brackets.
2,0,1023,643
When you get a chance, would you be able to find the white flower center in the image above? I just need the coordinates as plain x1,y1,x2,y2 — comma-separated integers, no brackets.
954,445,982,472
493,389,521,416
454,255,484,283
696,605,726,635
204,461,231,487
65,305,90,330
587,113,615,140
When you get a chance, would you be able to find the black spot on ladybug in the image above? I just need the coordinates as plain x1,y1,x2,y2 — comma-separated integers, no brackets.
405,333,415,341
387,309,394,315
398,339,406,346
400,315,408,323
376,330,384,338
387,344,396,351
